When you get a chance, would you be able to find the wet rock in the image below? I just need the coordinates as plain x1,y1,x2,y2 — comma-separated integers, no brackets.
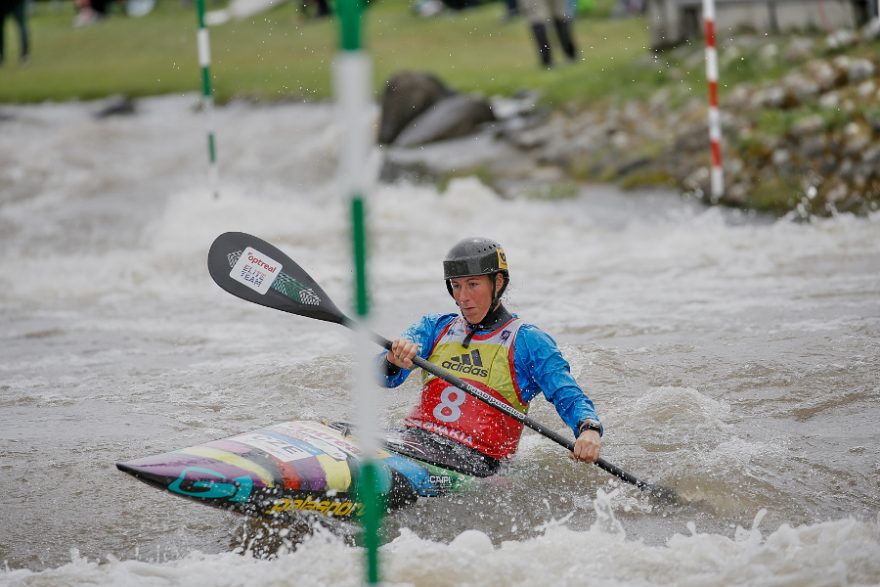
826,182,848,202
830,55,854,82
393,94,495,147
382,128,534,184
818,92,840,110
819,155,838,177
684,49,705,69
727,157,744,175
622,102,642,124
725,182,750,205
784,37,815,63
751,86,786,108
826,29,857,51
846,59,875,84
683,166,709,192
672,126,709,152
791,115,824,137
805,60,839,91
800,136,828,158
610,130,630,150
838,158,855,180
93,95,136,118
613,157,652,179
857,80,876,98
726,86,752,110
772,149,791,166
720,45,743,68
535,123,576,167
490,91,539,120
568,132,597,153
861,146,880,166
378,71,453,145
856,164,878,187
758,43,779,65
868,110,880,133
861,17,880,42
843,123,870,156
500,116,554,149
649,88,672,114
783,74,820,106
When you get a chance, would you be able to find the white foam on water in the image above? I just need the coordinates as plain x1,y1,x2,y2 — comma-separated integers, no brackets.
619,386,734,459
3,508,878,587
2,162,877,315
3,98,879,582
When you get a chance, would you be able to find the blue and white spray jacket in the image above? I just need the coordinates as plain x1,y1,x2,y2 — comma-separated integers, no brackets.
380,312,601,447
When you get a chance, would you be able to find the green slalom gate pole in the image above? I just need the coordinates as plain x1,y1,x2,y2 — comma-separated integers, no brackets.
334,0,382,583
195,0,219,199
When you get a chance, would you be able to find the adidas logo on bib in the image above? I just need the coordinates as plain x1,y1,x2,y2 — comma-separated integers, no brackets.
441,349,489,377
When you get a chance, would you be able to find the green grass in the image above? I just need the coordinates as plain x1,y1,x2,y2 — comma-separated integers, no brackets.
0,0,660,104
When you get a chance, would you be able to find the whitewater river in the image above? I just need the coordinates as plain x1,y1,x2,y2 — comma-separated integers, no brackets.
1,95,878,586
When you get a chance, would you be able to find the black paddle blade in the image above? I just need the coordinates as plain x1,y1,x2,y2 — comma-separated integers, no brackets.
649,484,680,504
208,232,348,326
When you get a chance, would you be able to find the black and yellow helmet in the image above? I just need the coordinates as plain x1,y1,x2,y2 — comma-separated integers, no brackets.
443,237,510,300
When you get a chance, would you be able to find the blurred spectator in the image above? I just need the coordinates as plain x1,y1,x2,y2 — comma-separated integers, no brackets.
442,0,479,9
301,0,330,18
0,0,29,65
72,0,153,25
502,0,519,21
616,0,644,14
521,0,577,68
74,0,105,26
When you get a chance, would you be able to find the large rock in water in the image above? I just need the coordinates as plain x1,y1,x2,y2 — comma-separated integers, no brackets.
393,94,495,147
93,95,136,118
378,72,453,145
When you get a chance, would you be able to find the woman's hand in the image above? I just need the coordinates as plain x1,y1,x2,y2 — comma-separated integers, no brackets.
571,430,601,463
386,338,419,370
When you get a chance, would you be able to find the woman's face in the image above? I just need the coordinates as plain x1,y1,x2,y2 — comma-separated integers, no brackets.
449,274,501,324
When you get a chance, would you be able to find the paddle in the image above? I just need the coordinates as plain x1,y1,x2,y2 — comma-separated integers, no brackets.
207,231,677,501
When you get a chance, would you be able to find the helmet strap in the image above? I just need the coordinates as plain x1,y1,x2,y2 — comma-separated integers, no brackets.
489,272,509,310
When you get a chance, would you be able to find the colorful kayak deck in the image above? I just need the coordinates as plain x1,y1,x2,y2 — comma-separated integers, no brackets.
116,421,476,519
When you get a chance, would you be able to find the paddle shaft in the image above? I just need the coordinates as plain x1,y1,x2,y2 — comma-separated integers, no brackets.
356,323,656,492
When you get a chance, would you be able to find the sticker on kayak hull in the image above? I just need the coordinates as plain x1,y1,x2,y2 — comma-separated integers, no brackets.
230,432,315,463
230,247,282,295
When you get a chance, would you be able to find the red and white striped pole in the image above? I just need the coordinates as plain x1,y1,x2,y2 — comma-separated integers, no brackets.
703,0,724,199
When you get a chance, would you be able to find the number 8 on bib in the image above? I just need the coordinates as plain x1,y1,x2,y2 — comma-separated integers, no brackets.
433,388,466,422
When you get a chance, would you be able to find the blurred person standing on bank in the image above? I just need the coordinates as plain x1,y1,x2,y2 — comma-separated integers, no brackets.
521,0,577,68
0,0,29,65
502,0,520,21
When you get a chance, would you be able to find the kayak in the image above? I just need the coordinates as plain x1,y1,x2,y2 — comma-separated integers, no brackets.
116,420,477,520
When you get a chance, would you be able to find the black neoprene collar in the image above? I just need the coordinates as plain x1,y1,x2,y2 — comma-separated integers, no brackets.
462,303,512,348
466,303,512,331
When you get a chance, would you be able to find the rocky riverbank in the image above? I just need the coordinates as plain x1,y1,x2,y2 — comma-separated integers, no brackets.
382,22,880,217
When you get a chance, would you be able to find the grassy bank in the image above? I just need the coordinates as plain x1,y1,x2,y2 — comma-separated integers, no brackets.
2,0,664,104
8,0,876,216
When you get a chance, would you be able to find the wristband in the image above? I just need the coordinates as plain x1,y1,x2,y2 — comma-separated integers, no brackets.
384,357,401,376
578,419,603,437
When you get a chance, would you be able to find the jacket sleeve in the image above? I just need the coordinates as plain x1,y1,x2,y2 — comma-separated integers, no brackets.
514,324,601,439
376,313,457,388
